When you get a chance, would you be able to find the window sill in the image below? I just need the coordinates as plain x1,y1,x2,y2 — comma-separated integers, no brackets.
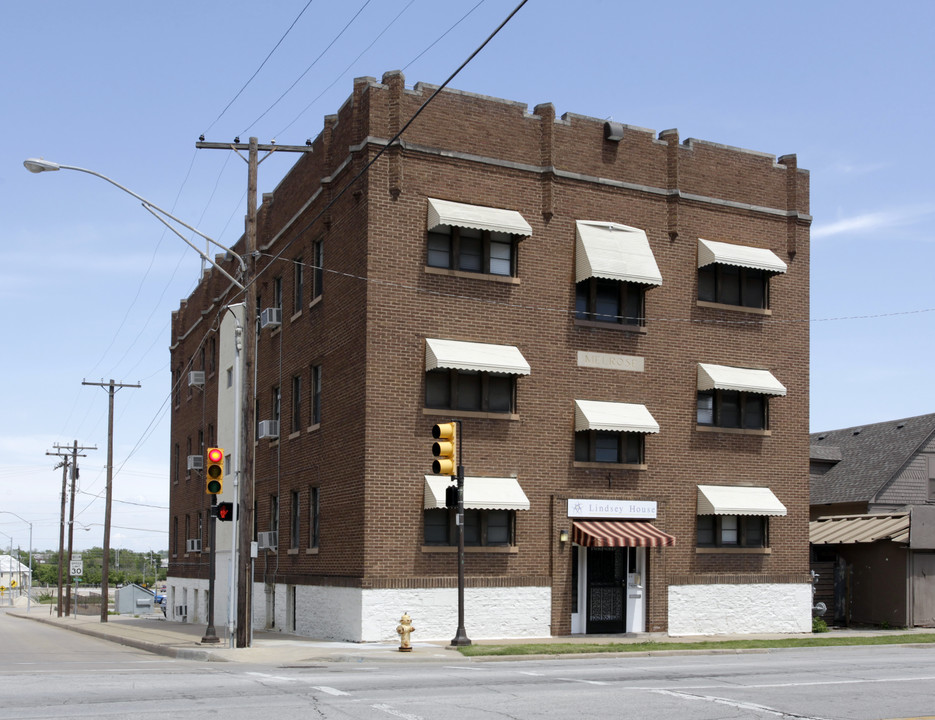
574,462,647,471
305,547,319,555
290,310,302,322
309,295,322,310
421,545,518,554
696,300,772,316
574,318,647,334
696,547,772,555
423,408,519,421
270,326,281,338
696,425,771,437
425,266,521,285
306,422,321,433
287,548,299,556
287,431,301,441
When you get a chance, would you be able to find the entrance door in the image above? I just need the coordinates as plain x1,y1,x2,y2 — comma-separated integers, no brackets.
586,547,626,633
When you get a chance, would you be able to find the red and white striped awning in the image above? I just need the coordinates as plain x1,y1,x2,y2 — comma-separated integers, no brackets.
571,520,676,548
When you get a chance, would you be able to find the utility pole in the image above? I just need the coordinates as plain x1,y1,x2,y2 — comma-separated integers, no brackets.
82,380,140,622
195,137,312,648
49,442,93,617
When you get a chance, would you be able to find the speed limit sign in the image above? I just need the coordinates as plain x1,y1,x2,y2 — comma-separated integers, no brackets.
70,560,83,576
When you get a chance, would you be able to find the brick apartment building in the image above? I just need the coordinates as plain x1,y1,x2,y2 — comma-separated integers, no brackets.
167,71,812,641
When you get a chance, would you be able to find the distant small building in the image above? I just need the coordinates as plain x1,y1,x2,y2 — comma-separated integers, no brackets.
810,413,935,627
0,555,30,596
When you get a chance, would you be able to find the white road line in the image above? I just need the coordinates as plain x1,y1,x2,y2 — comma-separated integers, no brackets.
313,685,351,696
628,675,935,692
517,671,544,676
444,665,485,671
558,677,608,686
371,703,423,720
653,689,831,720
245,671,293,683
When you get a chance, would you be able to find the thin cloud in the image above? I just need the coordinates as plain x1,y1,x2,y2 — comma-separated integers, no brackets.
812,204,935,240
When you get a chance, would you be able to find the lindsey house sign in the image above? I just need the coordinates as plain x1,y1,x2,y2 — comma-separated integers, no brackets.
567,499,657,519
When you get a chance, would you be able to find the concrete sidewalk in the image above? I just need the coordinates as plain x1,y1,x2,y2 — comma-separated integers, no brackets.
9,608,935,666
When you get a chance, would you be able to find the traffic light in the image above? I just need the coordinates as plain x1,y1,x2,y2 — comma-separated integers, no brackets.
445,483,459,509
205,447,224,494
215,501,234,521
432,422,458,475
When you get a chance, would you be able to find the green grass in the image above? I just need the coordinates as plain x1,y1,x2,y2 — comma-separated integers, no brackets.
456,633,935,657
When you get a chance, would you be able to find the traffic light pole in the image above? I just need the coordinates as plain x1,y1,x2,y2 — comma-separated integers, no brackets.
201,495,220,644
451,420,470,647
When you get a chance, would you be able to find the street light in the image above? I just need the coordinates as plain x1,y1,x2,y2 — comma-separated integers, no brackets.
25,157,249,644
0,512,32,613
23,159,246,289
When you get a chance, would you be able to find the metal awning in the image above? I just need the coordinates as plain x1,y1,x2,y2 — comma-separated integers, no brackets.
425,338,531,375
698,238,787,274
574,400,660,434
424,475,530,511
575,221,663,286
427,198,532,236
697,363,787,396
697,485,787,517
810,513,910,545
571,520,675,547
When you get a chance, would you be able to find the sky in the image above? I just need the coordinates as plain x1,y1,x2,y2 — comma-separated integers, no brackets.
2,0,934,554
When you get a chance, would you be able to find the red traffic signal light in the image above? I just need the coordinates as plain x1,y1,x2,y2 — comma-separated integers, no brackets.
206,447,224,494
215,502,234,521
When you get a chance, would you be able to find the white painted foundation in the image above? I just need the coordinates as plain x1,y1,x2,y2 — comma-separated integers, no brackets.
668,582,812,636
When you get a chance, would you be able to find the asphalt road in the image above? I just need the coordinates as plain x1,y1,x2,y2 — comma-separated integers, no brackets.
4,609,935,719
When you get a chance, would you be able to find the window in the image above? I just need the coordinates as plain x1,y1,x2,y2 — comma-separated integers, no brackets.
310,364,322,425
427,226,518,277
290,490,300,549
173,516,178,556
423,508,515,546
291,375,302,433
697,515,768,548
185,515,190,546
698,264,769,308
309,486,320,548
173,443,180,484
208,337,216,374
697,390,767,430
197,513,203,543
199,346,206,372
575,430,643,464
293,256,304,314
311,239,323,300
226,367,233,388
273,276,283,311
270,495,279,533
197,430,204,456
272,386,281,424
575,279,644,326
173,367,181,407
425,369,515,413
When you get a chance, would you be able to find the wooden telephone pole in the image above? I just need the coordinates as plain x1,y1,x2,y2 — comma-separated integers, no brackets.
195,137,312,647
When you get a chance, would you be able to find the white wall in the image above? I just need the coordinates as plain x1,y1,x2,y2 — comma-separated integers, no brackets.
668,583,812,636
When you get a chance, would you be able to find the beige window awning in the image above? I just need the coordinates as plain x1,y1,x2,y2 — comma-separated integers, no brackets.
574,400,660,434
698,238,787,274
425,338,531,375
424,475,530,511
810,513,910,545
698,363,787,396
427,198,532,236
575,221,663,286
571,520,675,547
697,485,787,517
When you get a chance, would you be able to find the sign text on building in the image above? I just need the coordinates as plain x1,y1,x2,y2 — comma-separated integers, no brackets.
576,351,644,372
567,498,657,519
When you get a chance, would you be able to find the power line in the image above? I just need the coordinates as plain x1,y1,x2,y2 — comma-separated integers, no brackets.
203,0,317,136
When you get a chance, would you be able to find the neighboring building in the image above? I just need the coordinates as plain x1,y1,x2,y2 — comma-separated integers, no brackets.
168,71,812,641
0,555,29,595
810,413,935,627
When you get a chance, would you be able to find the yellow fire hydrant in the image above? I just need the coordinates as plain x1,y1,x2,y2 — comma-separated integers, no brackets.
396,612,415,652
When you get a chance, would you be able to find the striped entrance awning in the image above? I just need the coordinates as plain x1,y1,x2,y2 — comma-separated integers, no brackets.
571,520,676,548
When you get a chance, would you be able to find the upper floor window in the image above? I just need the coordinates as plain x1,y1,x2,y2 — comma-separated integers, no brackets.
697,514,768,548
311,240,323,301
424,338,530,415
293,256,304,314
697,238,786,310
573,400,659,465
310,364,322,426
696,363,786,432
272,276,283,311
425,198,531,279
291,375,302,433
574,221,661,328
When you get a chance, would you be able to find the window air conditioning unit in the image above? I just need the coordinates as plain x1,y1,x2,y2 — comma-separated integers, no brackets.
260,307,282,329
258,420,280,440
186,538,202,553
257,531,278,551
187,455,204,471
188,370,205,387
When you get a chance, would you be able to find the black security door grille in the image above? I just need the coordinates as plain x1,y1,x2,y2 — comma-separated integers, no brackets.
586,547,626,633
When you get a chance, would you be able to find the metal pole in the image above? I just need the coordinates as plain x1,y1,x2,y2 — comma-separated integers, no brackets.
451,420,471,647
201,497,220,643
65,443,78,617
101,380,115,623
57,459,67,617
